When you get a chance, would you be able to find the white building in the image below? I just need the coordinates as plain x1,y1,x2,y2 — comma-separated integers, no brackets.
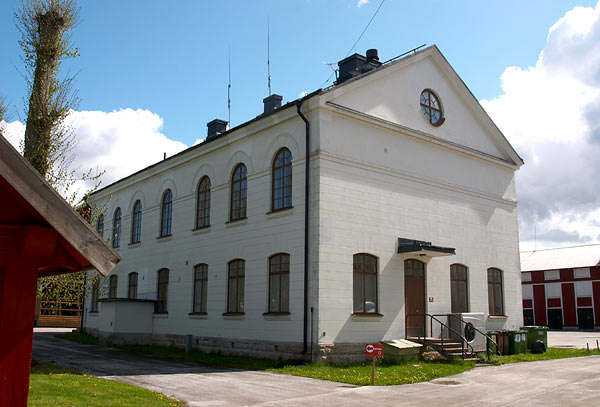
83,45,524,362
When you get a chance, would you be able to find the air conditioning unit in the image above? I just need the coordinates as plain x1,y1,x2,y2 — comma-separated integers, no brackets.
448,312,487,352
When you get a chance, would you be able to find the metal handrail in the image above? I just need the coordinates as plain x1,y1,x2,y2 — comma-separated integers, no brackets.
405,313,475,359
434,314,500,358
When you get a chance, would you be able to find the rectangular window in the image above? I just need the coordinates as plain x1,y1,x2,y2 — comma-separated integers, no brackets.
353,254,378,313
269,254,290,313
227,260,244,313
521,272,532,282
108,275,118,298
574,268,591,279
128,272,138,299
544,270,560,281
156,269,169,313
193,264,208,313
90,276,99,312
450,264,469,313
487,268,504,316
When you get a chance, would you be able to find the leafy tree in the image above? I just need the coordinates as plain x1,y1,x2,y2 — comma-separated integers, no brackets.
14,0,105,306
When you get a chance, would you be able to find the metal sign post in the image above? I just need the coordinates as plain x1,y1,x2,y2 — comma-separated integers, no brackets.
365,344,383,385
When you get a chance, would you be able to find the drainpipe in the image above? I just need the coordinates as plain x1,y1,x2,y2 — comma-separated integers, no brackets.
296,99,310,357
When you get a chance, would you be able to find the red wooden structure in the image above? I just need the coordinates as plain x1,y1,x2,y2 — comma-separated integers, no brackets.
0,135,120,406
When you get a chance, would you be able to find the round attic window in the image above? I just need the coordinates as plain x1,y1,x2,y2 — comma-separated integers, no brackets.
420,89,444,126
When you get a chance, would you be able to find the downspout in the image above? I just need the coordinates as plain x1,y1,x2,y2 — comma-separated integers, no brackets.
296,99,310,357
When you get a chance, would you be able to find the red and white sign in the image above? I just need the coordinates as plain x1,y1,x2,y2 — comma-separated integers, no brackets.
365,343,383,357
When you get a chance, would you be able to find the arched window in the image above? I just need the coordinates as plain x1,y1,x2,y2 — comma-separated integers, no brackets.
131,200,142,243
269,253,290,313
128,272,138,299
160,189,173,237
112,208,121,248
227,259,245,313
353,253,378,313
487,268,504,316
193,264,208,313
196,176,211,228
450,264,469,313
96,214,104,238
109,275,118,298
230,164,247,221
272,148,292,211
156,268,169,313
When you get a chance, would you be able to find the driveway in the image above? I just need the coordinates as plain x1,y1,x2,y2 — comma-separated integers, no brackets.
33,333,600,406
548,330,600,349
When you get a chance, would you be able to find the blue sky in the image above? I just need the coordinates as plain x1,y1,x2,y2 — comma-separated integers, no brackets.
1,0,595,143
2,0,600,250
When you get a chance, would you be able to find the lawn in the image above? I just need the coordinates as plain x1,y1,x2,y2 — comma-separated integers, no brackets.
29,362,183,407
55,331,99,345
489,347,600,365
270,360,475,386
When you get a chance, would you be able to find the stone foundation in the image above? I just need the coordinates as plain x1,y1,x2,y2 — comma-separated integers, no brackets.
318,342,369,364
84,328,304,360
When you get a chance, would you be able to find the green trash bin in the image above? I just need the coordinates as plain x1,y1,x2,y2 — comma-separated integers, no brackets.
521,326,548,352
487,331,499,354
508,330,527,354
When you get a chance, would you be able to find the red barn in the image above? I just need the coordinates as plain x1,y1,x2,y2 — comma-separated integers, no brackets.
0,135,120,406
521,245,600,329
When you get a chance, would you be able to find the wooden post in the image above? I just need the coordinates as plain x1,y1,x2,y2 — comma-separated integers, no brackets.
371,357,376,385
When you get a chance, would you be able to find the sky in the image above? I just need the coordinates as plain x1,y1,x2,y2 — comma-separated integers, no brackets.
1,0,599,251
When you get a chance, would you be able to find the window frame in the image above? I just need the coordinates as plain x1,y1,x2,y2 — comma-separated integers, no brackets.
160,189,173,237
226,259,245,314
230,164,247,221
131,200,142,244
195,176,211,229
487,268,505,316
352,253,378,314
268,253,290,313
96,214,104,238
193,263,208,314
420,89,444,126
156,268,169,313
128,272,138,299
271,148,292,211
90,276,99,312
450,263,469,313
108,275,118,298
112,208,121,248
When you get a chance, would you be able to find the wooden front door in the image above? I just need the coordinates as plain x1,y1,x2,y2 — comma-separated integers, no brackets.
405,259,426,337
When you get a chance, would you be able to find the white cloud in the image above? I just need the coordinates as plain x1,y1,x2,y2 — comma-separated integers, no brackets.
3,108,188,202
298,90,308,98
357,0,369,8
481,2,600,250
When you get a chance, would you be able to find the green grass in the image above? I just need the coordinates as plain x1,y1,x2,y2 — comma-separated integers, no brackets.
116,343,300,370
29,362,183,407
270,360,475,386
489,347,600,365
56,331,99,345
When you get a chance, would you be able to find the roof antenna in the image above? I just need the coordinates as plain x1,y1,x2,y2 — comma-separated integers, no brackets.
228,44,232,125
267,16,271,96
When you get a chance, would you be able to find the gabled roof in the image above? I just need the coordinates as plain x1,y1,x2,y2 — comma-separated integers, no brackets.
520,244,600,272
0,135,120,276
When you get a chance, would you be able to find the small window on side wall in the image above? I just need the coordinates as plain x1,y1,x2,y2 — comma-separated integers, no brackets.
272,148,292,211
131,200,142,243
108,275,118,298
230,164,247,221
269,253,290,313
450,264,469,313
487,268,504,316
128,272,138,299
90,275,99,312
196,177,211,228
112,208,121,248
96,215,104,238
156,268,169,313
353,253,378,313
193,264,208,313
160,189,173,237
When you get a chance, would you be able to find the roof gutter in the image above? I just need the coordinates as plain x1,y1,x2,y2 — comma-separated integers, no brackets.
296,98,310,358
